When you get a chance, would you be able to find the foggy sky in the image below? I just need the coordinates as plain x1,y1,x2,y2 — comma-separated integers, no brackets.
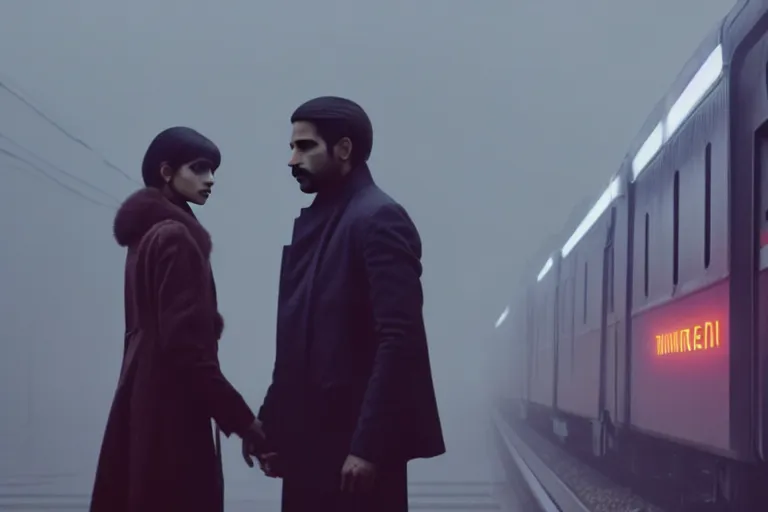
0,0,733,504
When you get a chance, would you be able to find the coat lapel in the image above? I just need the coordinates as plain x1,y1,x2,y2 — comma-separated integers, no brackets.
280,199,355,362
276,165,374,376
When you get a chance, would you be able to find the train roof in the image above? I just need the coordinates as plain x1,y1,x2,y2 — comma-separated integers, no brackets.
627,0,768,181
528,0,768,286
624,20,723,179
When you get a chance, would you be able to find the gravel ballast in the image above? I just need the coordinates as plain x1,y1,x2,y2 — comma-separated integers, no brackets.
497,411,665,512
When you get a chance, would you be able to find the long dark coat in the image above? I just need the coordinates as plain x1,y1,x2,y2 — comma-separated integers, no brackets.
90,188,256,512
258,164,446,491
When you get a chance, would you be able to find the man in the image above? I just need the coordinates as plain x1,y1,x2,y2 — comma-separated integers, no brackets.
90,127,265,512
254,97,446,511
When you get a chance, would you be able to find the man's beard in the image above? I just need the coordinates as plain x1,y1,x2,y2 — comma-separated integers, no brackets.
291,164,342,194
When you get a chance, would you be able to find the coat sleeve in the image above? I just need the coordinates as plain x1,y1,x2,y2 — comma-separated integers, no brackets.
258,247,288,443
349,204,426,463
151,223,256,438
257,359,278,427
257,374,279,450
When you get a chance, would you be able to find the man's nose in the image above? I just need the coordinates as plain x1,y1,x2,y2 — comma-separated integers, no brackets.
288,150,300,167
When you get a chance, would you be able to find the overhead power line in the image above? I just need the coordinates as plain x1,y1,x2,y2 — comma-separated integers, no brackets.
0,78,140,185
0,132,121,204
0,148,117,211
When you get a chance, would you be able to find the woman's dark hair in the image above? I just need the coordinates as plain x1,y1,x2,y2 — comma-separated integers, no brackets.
141,126,221,188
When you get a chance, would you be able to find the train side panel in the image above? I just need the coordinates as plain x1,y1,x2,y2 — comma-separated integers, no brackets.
528,266,558,408
728,6,768,460
603,193,630,428
513,296,531,403
552,184,629,427
629,77,730,452
556,211,610,418
513,298,529,403
555,254,576,414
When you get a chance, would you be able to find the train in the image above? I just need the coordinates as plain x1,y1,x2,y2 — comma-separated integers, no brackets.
495,0,768,508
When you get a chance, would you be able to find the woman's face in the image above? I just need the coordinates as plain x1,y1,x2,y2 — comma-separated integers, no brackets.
162,158,216,205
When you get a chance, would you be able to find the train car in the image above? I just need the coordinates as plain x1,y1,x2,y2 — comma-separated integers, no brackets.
491,297,529,414
526,255,558,412
544,171,631,452
508,0,768,507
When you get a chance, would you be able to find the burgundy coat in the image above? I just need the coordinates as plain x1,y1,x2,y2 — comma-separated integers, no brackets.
90,188,255,512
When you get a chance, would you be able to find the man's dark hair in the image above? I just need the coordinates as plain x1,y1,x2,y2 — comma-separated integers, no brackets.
141,126,221,188
290,96,373,166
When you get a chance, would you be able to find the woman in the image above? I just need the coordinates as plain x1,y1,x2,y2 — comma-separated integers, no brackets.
90,127,263,512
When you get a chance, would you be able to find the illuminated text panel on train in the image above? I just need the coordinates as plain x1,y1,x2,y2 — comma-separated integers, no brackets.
630,280,729,451
655,320,721,356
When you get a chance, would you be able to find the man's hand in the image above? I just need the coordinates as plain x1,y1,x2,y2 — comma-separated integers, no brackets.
240,419,266,468
257,452,282,478
340,454,376,493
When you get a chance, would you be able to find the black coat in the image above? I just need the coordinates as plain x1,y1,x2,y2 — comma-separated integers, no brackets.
259,165,445,489
90,188,256,512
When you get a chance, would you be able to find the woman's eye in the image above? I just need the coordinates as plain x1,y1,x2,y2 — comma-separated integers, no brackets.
191,162,212,173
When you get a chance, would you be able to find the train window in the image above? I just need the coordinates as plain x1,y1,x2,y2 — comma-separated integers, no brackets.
583,262,588,324
765,60,768,100
644,212,650,297
704,143,712,269
609,247,615,313
673,170,680,286
609,206,616,313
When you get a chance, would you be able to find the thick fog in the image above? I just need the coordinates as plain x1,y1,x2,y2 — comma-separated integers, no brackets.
0,0,733,506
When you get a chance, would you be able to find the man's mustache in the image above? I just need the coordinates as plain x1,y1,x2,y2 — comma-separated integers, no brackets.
291,166,311,178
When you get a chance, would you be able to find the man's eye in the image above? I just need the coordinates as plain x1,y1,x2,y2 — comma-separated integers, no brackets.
296,141,315,151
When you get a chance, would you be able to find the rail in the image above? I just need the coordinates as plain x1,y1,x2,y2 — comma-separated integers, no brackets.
492,410,592,512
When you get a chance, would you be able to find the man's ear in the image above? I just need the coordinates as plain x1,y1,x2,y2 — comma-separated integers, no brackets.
334,137,353,162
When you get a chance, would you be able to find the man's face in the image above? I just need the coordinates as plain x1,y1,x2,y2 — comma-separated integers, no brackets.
162,158,215,205
288,121,338,194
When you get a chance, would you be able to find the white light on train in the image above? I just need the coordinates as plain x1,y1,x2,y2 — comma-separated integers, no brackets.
631,44,723,182
536,257,553,282
561,176,621,258
666,45,723,140
631,122,663,180
495,306,509,328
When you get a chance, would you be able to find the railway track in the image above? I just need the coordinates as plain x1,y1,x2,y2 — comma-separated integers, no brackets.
492,410,591,512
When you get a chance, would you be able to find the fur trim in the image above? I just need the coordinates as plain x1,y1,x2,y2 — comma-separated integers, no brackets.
113,188,212,257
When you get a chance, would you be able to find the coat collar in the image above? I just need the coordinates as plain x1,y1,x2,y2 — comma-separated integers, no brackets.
306,163,374,212
113,187,212,256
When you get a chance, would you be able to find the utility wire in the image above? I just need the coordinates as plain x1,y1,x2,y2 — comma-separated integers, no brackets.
0,132,122,204
0,148,117,211
0,79,140,185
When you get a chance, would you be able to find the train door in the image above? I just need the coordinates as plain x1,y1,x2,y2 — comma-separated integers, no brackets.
525,290,535,407
755,126,768,461
593,207,617,457
552,263,561,411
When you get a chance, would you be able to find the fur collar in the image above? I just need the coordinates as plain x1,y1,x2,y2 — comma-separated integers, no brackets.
113,187,212,257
